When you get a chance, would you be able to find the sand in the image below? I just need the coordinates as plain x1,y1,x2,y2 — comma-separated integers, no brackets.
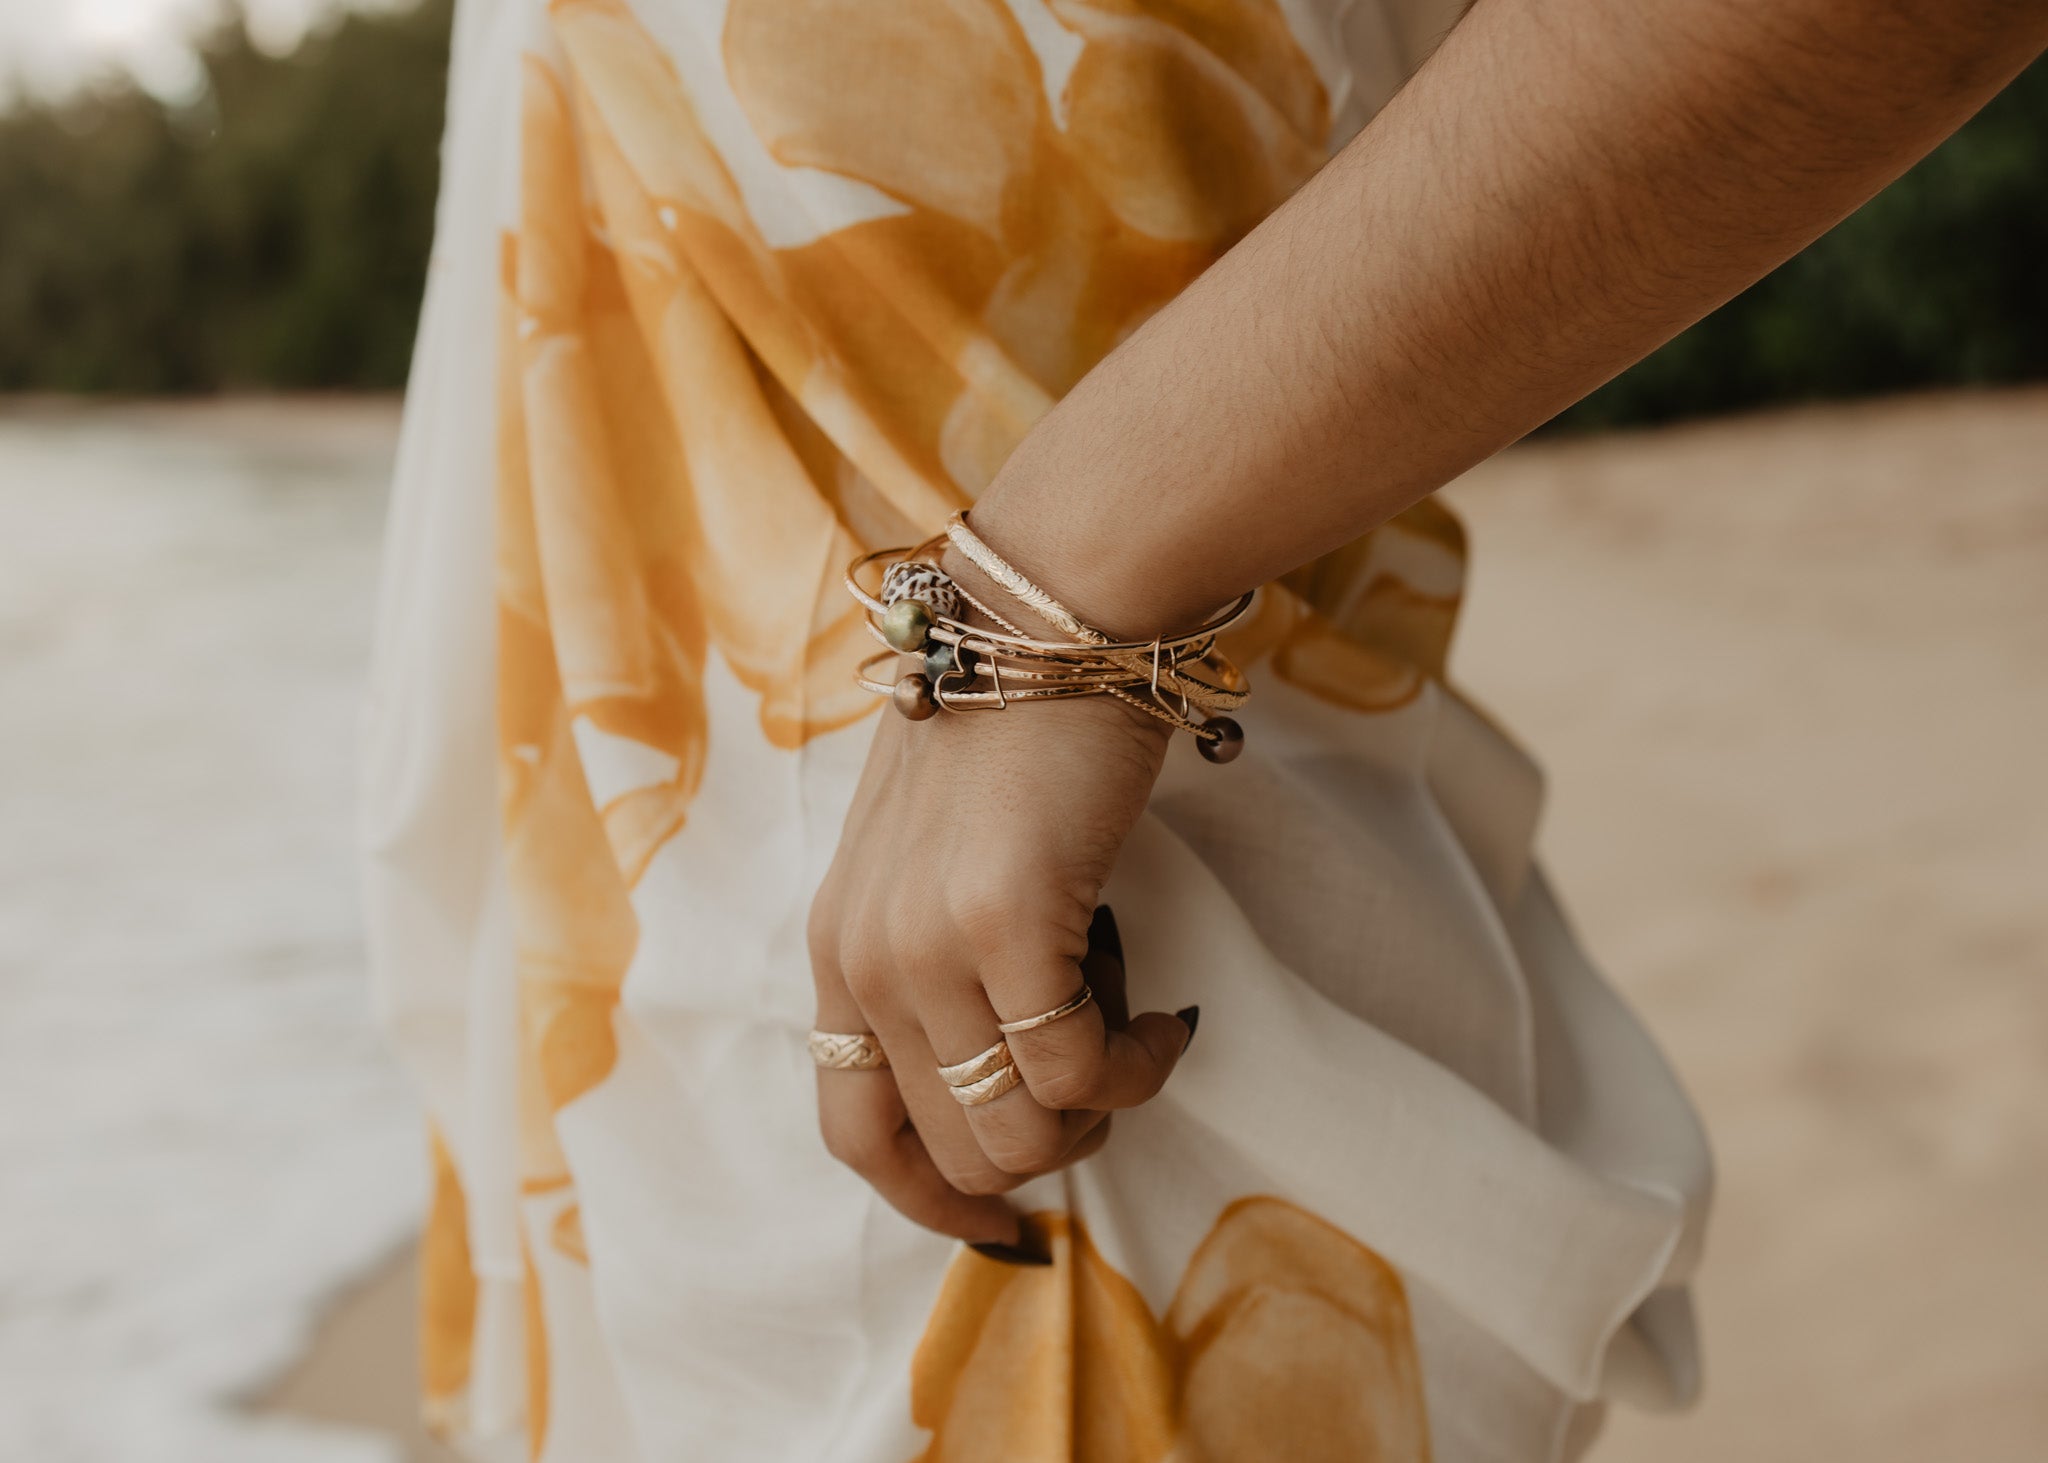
266,1253,467,1463
0,398,425,1463
158,390,2048,1459
1450,389,2048,1462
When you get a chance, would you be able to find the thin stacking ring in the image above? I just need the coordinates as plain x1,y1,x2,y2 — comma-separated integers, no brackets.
936,1040,1014,1088
807,1031,890,1071
996,985,1094,1035
948,1063,1025,1107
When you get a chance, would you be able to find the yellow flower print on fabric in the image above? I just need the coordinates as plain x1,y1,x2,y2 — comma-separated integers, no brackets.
419,1129,479,1436
911,1198,1431,1462
490,0,1474,1238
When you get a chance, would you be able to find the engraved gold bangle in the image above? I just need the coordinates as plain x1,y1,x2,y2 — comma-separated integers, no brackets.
807,1030,890,1071
846,540,1252,760
846,548,1254,666
936,1040,1014,1088
945,512,1110,646
995,985,1095,1035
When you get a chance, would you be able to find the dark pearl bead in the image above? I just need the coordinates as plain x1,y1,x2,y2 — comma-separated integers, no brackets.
924,640,978,684
892,672,939,721
881,599,933,652
1196,717,1244,764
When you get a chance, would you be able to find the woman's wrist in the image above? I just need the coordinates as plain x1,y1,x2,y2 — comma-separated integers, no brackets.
962,467,1227,644
960,334,1289,643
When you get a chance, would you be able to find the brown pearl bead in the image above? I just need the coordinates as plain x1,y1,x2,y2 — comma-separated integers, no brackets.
892,672,939,721
1196,717,1244,764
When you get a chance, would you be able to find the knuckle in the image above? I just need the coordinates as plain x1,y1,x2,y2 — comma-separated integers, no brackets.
949,883,1034,962
840,958,885,1007
817,1112,886,1174
954,1167,1017,1198
979,1131,1063,1176
804,891,840,971
1029,1067,1101,1111
837,926,894,1005
938,1157,1018,1198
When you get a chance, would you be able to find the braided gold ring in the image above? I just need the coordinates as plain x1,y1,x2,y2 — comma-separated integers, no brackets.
808,1030,890,1071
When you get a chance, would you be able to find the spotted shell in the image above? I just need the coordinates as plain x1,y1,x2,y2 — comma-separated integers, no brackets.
881,561,962,620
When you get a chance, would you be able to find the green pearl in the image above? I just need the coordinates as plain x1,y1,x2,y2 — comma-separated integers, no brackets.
881,599,933,652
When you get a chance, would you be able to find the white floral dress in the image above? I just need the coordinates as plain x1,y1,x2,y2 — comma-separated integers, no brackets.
362,1,1713,1458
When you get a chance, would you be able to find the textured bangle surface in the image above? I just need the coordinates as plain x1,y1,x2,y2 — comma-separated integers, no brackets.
944,512,1109,646
845,525,1253,762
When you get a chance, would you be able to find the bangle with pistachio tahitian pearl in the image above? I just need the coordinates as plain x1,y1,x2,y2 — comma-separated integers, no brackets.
846,518,1254,760
880,596,935,653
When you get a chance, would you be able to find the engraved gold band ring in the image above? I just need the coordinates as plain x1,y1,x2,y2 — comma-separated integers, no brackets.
935,985,1094,1106
808,1030,890,1071
938,1038,1022,1107
937,1040,1013,1088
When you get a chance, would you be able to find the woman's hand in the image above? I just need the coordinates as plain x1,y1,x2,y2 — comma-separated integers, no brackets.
807,681,1196,1251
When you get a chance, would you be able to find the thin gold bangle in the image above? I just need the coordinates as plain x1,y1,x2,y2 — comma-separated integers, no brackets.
846,548,1254,658
945,511,1109,645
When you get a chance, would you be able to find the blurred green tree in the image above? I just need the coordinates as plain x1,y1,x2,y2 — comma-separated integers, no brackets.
1555,55,2048,428
0,4,2040,420
0,0,451,392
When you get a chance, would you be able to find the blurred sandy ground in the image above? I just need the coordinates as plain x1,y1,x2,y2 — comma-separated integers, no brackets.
1455,392,2048,1461
0,399,425,1461
8,392,2039,1459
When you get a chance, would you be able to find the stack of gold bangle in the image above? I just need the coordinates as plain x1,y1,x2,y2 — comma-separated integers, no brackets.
846,512,1253,762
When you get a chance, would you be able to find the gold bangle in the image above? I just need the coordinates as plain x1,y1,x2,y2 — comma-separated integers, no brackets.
843,538,1253,762
945,511,1109,646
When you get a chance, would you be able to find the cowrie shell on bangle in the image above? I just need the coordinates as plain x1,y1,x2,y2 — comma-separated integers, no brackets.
881,561,962,621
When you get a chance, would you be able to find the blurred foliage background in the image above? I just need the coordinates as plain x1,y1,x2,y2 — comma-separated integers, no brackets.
0,0,2042,425
0,1,451,393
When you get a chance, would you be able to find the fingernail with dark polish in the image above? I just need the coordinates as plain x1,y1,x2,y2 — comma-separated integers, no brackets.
1088,904,1123,965
970,1241,1053,1267
1176,1005,1200,1050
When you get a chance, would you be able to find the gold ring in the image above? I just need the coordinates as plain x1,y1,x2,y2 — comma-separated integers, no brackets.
948,1062,1023,1107
995,985,1094,1035
937,1039,1012,1088
808,1030,890,1070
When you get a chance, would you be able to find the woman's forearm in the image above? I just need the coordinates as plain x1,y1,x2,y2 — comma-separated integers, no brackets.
969,0,2048,639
